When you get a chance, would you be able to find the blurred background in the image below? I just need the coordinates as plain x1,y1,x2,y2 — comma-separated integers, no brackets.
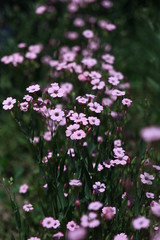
0,0,160,237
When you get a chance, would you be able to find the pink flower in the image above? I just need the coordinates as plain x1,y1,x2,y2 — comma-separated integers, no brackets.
67,3,78,13
91,79,105,90
93,181,106,193
86,94,96,101
67,221,79,231
43,131,52,141
29,44,43,54
53,220,61,229
112,89,125,97
18,42,26,48
61,83,73,95
64,193,68,197
1,53,24,66
66,227,87,240
19,184,29,194
101,206,116,220
140,172,154,185
140,126,160,142
103,160,114,168
89,71,102,79
70,130,86,140
42,217,60,229
97,163,104,171
2,97,16,110
88,102,103,113
70,113,88,125
42,217,55,228
35,5,47,14
108,76,120,86
88,201,103,211
53,232,64,239
23,95,33,102
73,18,85,27
69,179,82,187
102,98,113,107
146,192,154,199
113,157,128,166
48,83,64,98
82,29,94,39
106,23,116,31
66,124,80,137
20,102,29,112
81,212,100,228
150,201,160,217
102,63,113,70
122,98,132,107
102,54,115,64
97,136,103,143
23,204,34,212
114,233,128,240
114,139,122,147
102,0,113,9
151,231,160,240
78,73,88,82
132,216,150,230
76,96,88,105
119,83,130,89
113,147,125,158
63,52,76,62
81,58,97,68
49,108,65,122
65,31,79,40
153,165,160,171
30,137,39,143
43,183,48,189
26,84,40,93
25,52,37,59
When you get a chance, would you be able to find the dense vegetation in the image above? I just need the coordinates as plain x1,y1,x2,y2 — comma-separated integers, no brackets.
0,0,160,239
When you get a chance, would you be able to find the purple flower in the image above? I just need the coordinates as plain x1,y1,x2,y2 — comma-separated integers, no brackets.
88,201,103,211
19,184,29,194
114,233,128,240
81,212,100,228
69,179,82,187
66,227,87,240
132,216,150,230
53,232,64,239
150,201,160,217
140,126,160,142
93,181,106,193
23,204,34,212
140,172,154,185
42,217,60,229
26,84,40,93
67,221,79,231
2,97,16,110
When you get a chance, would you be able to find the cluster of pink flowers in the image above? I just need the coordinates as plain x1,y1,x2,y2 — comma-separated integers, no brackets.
42,217,60,229
1,43,43,67
3,0,160,239
1,53,24,66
